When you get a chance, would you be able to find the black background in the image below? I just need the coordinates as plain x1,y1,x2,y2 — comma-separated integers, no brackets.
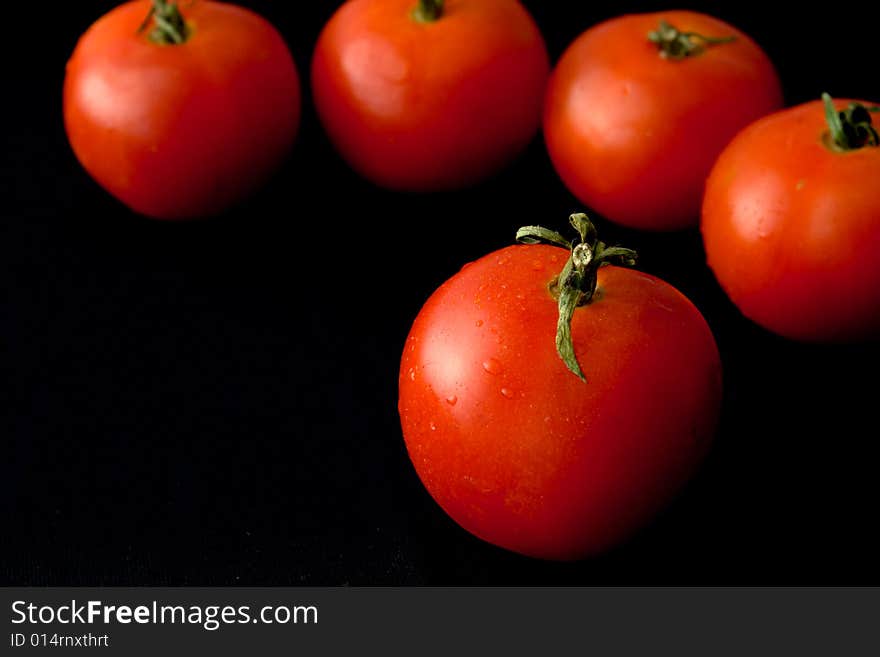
2,1,878,585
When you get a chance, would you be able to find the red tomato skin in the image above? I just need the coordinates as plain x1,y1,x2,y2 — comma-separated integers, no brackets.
544,10,782,231
399,245,722,560
702,99,880,342
311,0,550,191
63,0,301,220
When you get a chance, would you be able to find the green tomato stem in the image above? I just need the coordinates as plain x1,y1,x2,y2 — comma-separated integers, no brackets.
516,214,638,382
412,0,444,23
822,92,880,151
139,0,190,45
647,20,735,60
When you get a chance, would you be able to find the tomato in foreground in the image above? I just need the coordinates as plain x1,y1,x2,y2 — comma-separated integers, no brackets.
399,215,722,560
544,11,782,231
312,0,550,191
702,95,880,342
64,0,301,220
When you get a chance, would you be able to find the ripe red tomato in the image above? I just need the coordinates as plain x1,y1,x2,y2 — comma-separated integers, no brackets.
544,10,782,231
702,95,880,342
398,216,722,560
311,0,550,190
64,0,301,220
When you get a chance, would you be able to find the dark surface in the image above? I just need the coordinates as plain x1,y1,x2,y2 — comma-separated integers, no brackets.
2,1,878,585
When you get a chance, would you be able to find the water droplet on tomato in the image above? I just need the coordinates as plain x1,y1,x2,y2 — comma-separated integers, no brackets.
482,358,503,375
500,387,515,399
531,259,544,271
429,422,437,431
475,319,484,327
446,395,458,406
409,368,416,381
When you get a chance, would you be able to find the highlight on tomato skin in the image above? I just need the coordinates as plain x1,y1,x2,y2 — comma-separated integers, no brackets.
701,95,880,343
543,9,783,232
398,216,722,560
311,0,551,191
63,0,302,220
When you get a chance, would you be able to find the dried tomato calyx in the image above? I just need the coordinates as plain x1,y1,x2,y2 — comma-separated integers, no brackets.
412,0,444,23
139,0,190,45
822,92,880,151
648,20,735,60
516,213,637,382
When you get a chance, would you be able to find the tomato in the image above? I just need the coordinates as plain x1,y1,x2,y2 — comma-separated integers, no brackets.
311,0,550,190
702,95,880,342
64,0,301,220
398,215,722,560
543,10,782,231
